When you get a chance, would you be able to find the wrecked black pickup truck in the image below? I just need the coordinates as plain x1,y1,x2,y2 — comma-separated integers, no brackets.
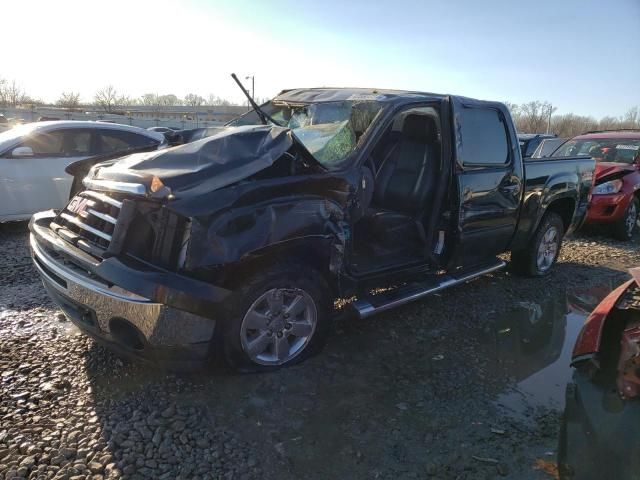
29,88,595,371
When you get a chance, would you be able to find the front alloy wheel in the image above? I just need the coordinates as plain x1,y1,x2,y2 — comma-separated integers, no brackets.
613,198,639,241
624,200,638,236
240,288,317,366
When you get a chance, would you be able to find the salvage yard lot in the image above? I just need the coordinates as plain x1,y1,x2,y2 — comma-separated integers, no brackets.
1,222,639,480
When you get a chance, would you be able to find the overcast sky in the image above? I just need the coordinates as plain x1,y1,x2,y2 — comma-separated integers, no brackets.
3,0,639,117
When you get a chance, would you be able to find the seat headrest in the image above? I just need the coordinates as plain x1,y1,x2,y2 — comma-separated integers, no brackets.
402,114,438,143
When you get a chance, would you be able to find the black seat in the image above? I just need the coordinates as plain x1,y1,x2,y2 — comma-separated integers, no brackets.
364,114,439,244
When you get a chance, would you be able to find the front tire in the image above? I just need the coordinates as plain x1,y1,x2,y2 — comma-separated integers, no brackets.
511,212,564,277
221,264,332,372
612,197,639,241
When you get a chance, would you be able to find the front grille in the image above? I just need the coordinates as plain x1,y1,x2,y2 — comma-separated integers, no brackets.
52,190,123,255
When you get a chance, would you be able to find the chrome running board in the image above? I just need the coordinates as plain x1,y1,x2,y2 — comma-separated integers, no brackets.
352,260,506,319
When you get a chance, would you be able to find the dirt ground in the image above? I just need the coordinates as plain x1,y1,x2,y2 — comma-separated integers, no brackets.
1,222,639,480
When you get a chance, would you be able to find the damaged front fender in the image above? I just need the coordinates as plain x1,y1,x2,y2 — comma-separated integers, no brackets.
185,196,348,271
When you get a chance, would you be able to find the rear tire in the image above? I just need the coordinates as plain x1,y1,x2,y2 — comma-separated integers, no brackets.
612,197,639,241
511,212,564,277
221,264,332,372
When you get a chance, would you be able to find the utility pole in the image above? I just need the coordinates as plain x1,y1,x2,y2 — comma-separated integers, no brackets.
245,75,255,111
546,104,554,134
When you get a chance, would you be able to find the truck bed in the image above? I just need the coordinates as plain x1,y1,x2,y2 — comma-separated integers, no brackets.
511,155,595,248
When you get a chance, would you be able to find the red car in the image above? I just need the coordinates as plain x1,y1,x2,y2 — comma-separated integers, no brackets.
560,268,640,479
553,130,640,240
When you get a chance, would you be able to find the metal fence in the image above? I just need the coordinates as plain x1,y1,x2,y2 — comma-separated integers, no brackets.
0,106,248,130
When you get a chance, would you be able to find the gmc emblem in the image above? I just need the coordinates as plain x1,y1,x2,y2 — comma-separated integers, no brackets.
67,197,91,218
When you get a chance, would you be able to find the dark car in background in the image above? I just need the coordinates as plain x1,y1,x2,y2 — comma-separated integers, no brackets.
531,137,567,158
553,130,640,240
518,133,557,158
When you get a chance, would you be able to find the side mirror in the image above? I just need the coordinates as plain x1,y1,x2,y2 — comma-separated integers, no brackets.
11,146,34,158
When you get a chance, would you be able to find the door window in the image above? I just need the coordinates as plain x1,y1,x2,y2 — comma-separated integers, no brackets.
20,131,65,156
97,130,158,154
15,129,94,157
459,108,510,166
62,130,92,156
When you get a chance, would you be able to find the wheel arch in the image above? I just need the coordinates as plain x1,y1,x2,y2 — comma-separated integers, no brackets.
216,236,338,294
546,196,577,234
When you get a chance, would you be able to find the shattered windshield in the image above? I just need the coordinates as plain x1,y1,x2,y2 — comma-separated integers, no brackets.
229,100,383,170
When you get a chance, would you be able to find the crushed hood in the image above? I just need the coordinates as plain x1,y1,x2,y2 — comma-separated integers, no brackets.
594,161,636,183
93,125,293,198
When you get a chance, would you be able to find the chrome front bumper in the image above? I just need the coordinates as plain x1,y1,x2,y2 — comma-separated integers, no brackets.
30,233,216,363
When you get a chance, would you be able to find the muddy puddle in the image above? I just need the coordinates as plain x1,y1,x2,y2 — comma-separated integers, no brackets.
80,278,627,478
488,282,618,421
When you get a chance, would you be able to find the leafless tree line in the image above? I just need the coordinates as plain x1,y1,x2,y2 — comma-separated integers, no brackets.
0,77,242,111
3,77,639,136
92,86,238,113
506,100,640,137
0,78,42,107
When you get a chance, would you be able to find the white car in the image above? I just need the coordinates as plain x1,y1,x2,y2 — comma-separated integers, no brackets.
0,121,165,222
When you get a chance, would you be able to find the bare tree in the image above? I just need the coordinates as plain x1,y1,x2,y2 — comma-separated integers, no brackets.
94,85,119,113
598,116,620,131
622,106,639,128
184,93,205,108
206,94,233,106
158,94,180,107
0,77,7,107
117,95,137,107
21,96,45,106
503,101,520,117
140,93,159,106
57,91,81,109
516,101,556,133
0,80,27,107
551,114,598,138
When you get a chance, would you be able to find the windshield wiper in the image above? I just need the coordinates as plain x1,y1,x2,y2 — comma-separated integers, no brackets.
230,73,282,126
229,74,326,170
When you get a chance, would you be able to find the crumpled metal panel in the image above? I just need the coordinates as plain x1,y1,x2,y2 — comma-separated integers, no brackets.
94,125,294,197
185,197,346,270
617,319,640,399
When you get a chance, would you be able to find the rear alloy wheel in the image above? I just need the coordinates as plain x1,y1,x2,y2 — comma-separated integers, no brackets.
613,198,639,241
536,224,560,273
511,212,565,277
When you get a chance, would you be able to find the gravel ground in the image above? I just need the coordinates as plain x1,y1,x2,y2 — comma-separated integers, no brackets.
1,222,639,480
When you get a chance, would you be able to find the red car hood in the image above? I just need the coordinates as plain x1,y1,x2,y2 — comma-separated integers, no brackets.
594,161,636,181
572,267,640,362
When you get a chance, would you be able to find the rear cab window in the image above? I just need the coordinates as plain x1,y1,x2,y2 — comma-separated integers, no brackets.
458,107,510,167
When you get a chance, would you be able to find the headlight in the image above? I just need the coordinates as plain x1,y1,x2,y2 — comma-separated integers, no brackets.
592,179,623,195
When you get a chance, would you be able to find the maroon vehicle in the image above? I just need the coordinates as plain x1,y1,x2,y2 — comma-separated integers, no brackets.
560,268,640,479
552,130,640,240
